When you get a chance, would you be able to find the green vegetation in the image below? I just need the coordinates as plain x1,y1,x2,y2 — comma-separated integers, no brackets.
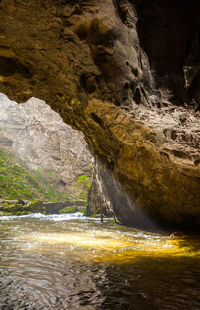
0,148,70,202
90,207,101,218
59,206,80,214
74,173,92,201
0,199,86,216
0,149,93,217
58,206,86,214
0,200,34,216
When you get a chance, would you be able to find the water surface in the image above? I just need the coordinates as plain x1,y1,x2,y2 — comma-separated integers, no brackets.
0,213,200,309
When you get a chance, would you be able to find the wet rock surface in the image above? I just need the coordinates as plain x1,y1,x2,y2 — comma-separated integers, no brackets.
0,0,200,227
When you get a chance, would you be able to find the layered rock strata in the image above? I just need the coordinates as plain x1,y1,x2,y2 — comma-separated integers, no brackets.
0,0,200,227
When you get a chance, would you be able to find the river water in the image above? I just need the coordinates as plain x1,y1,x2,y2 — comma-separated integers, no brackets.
0,213,200,310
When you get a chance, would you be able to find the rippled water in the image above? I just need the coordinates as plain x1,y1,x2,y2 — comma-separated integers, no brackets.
0,213,200,310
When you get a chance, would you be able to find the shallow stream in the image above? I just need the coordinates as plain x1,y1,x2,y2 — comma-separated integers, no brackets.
0,213,200,309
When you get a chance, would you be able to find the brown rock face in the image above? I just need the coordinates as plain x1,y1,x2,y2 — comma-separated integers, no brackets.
0,0,200,228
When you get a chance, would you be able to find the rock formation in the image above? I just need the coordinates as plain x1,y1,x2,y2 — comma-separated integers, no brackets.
0,93,92,194
87,157,113,218
0,0,200,228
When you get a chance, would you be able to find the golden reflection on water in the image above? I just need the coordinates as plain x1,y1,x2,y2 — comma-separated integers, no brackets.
18,230,197,263
1,215,200,310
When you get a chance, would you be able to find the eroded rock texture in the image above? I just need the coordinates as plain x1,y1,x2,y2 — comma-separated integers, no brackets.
0,0,200,228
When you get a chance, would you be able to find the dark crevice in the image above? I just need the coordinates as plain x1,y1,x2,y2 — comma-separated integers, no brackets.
0,56,31,77
135,0,200,107
91,113,104,127
80,73,96,94
133,87,141,105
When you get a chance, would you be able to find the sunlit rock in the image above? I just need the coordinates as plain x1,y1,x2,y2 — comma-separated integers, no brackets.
0,0,200,228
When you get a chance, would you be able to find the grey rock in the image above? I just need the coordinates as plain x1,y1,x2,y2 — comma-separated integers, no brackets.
0,94,93,195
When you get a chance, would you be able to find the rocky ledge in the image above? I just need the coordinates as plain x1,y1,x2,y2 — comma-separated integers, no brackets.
0,0,200,228
0,200,85,216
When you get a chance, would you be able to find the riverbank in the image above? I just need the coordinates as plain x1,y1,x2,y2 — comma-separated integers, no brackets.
0,199,86,216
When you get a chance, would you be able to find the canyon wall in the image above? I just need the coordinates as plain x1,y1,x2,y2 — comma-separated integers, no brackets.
0,93,92,194
0,0,200,227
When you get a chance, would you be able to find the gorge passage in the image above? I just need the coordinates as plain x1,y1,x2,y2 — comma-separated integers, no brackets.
0,0,200,227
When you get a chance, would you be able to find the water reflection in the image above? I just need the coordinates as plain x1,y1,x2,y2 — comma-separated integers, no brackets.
0,213,200,309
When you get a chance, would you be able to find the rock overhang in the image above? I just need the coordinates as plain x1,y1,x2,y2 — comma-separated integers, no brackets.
0,0,200,228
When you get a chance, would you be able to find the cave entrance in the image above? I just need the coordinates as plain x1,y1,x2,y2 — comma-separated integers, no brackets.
0,93,94,214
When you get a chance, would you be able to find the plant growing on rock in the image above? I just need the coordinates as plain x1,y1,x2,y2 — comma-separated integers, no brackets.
74,173,92,201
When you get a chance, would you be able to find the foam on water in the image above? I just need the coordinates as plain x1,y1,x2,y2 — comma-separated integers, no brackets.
0,212,106,222
0,212,84,221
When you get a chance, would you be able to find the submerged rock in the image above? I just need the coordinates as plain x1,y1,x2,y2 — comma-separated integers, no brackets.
0,0,200,228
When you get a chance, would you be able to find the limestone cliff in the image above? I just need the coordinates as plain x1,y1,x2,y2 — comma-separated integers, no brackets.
0,94,92,195
0,0,200,228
